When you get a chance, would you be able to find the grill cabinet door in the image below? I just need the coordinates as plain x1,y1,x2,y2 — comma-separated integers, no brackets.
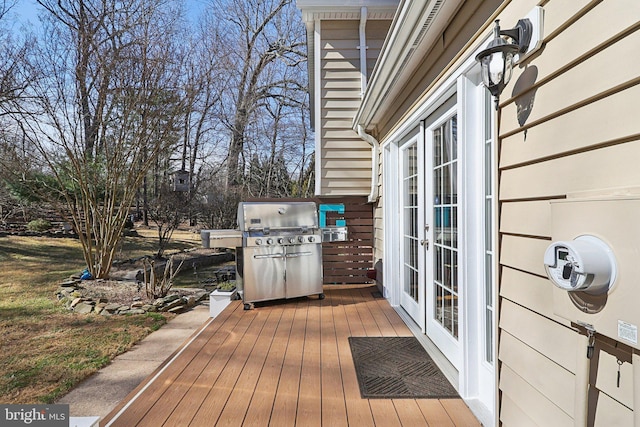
242,246,286,303
284,244,323,298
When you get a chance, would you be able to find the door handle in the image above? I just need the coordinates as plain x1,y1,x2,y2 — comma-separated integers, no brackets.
420,239,429,249
254,253,285,259
285,251,312,258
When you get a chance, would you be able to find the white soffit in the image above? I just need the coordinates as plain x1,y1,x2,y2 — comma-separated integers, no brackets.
354,0,464,130
298,0,398,21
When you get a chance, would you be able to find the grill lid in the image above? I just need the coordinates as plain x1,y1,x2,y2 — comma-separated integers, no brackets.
237,202,319,232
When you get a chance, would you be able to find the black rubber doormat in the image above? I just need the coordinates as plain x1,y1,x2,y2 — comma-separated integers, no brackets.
348,336,459,399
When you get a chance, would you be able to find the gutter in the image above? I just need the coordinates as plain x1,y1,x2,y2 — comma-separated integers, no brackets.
358,7,368,96
357,7,378,204
358,125,379,203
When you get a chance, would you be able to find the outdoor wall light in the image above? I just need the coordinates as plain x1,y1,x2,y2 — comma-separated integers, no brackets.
476,18,533,109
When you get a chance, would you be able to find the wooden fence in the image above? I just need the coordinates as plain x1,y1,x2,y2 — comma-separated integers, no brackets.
245,196,374,284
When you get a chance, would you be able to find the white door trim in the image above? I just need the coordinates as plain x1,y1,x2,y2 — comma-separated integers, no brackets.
380,43,496,427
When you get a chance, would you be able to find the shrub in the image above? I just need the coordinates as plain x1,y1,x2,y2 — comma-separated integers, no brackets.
26,219,52,232
216,281,236,291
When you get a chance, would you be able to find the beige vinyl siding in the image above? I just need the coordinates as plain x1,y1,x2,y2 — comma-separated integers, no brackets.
319,19,391,196
497,0,640,424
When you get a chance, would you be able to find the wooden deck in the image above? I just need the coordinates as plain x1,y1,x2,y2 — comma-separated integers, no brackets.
101,285,480,427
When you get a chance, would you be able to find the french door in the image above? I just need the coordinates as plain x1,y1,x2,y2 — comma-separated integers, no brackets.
425,109,462,369
399,137,424,328
388,74,495,425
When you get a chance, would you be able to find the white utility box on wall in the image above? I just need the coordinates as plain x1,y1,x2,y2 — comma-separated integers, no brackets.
547,196,640,350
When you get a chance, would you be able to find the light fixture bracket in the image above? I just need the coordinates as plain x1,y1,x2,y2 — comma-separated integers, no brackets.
476,7,542,109
500,18,533,54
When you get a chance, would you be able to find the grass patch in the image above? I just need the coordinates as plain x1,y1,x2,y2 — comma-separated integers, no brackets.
0,232,199,404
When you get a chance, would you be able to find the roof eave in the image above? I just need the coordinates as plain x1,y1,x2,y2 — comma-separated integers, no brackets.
353,0,465,133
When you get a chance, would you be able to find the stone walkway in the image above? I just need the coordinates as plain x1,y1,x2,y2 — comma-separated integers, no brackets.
56,304,211,424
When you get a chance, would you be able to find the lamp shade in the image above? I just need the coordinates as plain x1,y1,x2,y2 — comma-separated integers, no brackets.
476,20,521,102
478,49,516,98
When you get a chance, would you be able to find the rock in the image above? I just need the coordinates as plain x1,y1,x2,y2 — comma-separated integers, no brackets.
163,294,181,303
103,303,121,312
60,280,79,288
168,305,186,314
160,299,183,312
70,298,83,308
142,305,157,312
153,298,165,307
128,309,146,315
131,302,144,308
184,296,197,307
74,302,94,314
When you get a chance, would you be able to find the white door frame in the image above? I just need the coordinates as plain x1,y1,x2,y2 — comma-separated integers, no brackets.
381,49,496,427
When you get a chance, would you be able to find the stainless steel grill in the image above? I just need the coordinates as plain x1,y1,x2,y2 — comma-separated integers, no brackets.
236,201,324,310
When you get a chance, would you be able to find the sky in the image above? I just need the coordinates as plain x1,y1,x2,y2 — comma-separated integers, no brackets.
9,0,208,26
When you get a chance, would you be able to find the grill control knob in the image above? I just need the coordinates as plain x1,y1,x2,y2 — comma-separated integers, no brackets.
266,238,273,245
288,237,295,244
297,236,304,243
277,238,284,244
308,236,315,243
255,238,262,245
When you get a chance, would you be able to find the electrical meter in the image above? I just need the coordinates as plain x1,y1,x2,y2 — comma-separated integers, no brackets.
543,235,617,295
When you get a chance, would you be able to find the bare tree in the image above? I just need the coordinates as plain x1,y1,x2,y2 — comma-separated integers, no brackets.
173,23,227,225
206,0,308,188
12,0,186,278
0,0,36,119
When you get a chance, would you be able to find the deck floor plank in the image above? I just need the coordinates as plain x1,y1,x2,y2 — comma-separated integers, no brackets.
268,299,308,426
393,399,430,426
187,308,268,426
295,298,322,427
152,303,255,427
320,294,348,427
369,399,403,427
441,399,483,427
242,302,296,426
215,307,284,427
351,286,382,337
358,287,399,336
416,400,456,426
100,285,480,427
107,303,245,427
330,286,376,427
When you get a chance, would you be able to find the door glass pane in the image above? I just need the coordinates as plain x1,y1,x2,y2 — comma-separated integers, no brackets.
403,142,419,303
433,115,458,339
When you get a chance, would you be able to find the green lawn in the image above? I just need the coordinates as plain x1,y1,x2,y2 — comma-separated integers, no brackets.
0,231,199,403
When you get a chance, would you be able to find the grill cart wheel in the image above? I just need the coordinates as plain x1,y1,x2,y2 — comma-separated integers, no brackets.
244,303,254,310
319,293,325,300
